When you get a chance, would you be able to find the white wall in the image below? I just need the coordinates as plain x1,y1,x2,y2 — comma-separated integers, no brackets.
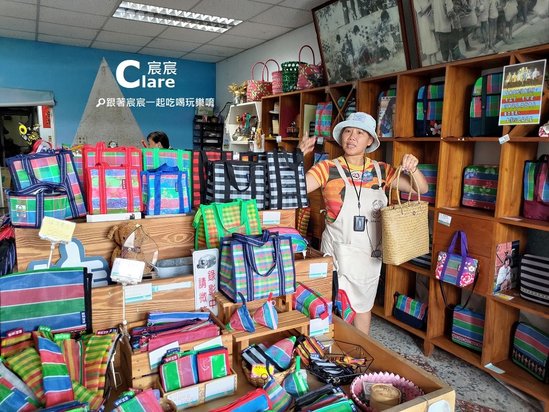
215,24,320,111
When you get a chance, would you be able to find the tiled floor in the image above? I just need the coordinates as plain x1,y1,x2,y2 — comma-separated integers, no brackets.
370,316,542,412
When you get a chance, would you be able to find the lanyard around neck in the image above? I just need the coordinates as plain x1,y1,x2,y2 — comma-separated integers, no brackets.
343,156,366,212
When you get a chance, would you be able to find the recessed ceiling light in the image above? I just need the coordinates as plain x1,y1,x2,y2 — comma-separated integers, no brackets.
113,1,242,33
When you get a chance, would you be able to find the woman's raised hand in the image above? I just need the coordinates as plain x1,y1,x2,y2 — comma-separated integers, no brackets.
298,133,316,155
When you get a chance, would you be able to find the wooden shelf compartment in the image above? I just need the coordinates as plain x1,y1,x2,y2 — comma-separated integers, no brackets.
278,93,300,139
383,315,427,341
435,140,502,213
394,67,446,138
442,55,511,139
400,262,432,278
430,335,482,368
432,212,495,296
497,216,549,231
357,75,397,116
483,359,549,405
497,140,542,218
294,248,334,300
490,291,549,320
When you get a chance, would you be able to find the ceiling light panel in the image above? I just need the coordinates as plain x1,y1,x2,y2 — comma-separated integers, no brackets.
113,1,242,33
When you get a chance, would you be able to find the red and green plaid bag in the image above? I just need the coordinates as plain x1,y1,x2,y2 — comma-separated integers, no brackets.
82,333,118,396
191,150,232,209
193,199,261,250
82,143,142,173
196,346,230,382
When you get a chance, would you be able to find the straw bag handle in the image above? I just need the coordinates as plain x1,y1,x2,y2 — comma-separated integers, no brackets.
387,166,422,208
251,61,268,81
264,58,281,72
263,59,280,81
298,45,316,64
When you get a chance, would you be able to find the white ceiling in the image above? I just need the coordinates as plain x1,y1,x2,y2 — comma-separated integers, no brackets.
0,0,327,63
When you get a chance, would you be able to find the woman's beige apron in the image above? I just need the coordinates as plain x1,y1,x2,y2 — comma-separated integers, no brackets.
321,159,388,313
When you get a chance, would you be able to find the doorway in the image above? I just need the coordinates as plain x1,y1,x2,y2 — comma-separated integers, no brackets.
0,106,37,166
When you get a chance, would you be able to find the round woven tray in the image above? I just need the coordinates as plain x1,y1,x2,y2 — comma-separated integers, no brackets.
241,358,296,388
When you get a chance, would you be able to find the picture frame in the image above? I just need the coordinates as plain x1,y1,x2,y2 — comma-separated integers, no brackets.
410,0,549,67
312,0,410,84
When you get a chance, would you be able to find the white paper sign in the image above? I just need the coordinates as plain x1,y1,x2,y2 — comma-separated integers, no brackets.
193,249,219,315
124,282,152,304
310,317,330,336
193,336,223,351
111,258,145,285
205,375,236,401
309,262,328,278
39,216,76,244
437,213,452,227
167,385,200,408
148,341,179,370
262,211,281,226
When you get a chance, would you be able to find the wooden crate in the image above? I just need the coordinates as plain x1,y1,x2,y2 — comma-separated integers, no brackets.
126,310,233,389
91,275,195,332
294,248,334,300
215,292,291,324
161,369,238,410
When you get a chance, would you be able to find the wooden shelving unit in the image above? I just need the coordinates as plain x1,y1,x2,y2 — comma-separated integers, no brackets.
260,43,549,410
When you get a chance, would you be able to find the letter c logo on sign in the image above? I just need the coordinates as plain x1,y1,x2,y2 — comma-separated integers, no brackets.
116,60,140,88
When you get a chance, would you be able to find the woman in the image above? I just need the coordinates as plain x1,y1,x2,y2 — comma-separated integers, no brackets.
145,131,170,149
299,112,428,335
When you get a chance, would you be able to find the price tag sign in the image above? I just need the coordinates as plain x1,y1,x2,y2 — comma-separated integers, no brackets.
39,216,76,244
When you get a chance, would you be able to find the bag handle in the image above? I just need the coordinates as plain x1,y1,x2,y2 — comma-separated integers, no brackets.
251,61,268,82
233,230,271,247
152,163,179,173
439,230,469,282
298,45,316,64
238,231,279,278
264,58,280,72
387,166,422,207
439,272,478,310
225,162,253,193
13,181,68,195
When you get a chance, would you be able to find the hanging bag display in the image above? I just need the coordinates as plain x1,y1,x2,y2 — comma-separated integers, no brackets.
141,164,191,215
266,150,308,210
296,45,324,90
461,165,499,210
0,267,92,336
469,72,503,137
219,230,296,303
511,322,549,383
523,154,549,221
451,305,485,352
192,149,233,209
415,81,444,136
435,230,478,287
381,166,430,266
7,182,70,228
193,199,262,250
265,59,283,94
6,149,87,219
207,160,267,210
247,61,272,102
519,254,549,306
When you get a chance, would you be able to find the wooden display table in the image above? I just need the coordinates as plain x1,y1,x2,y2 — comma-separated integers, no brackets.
203,317,455,411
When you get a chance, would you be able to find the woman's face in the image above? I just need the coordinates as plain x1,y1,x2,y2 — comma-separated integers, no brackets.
147,139,162,148
341,127,373,156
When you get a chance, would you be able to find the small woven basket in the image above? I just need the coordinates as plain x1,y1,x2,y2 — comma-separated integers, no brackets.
265,59,283,94
241,358,296,387
281,61,299,92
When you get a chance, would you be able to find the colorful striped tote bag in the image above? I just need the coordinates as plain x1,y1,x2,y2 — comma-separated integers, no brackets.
6,150,86,219
392,293,428,330
5,347,46,405
159,351,199,392
112,389,163,412
461,165,499,210
0,267,91,336
263,375,292,412
82,333,118,396
511,322,549,382
469,72,503,137
141,165,191,215
415,82,444,136
523,154,549,221
451,305,485,352
37,336,74,406
71,380,103,410
0,377,38,412
0,358,39,404
219,230,296,303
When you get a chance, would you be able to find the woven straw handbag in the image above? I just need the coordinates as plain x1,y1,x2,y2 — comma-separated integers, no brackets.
264,59,283,94
381,167,429,265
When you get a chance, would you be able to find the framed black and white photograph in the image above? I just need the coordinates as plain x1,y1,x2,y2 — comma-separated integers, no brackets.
312,0,410,84
412,0,549,67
